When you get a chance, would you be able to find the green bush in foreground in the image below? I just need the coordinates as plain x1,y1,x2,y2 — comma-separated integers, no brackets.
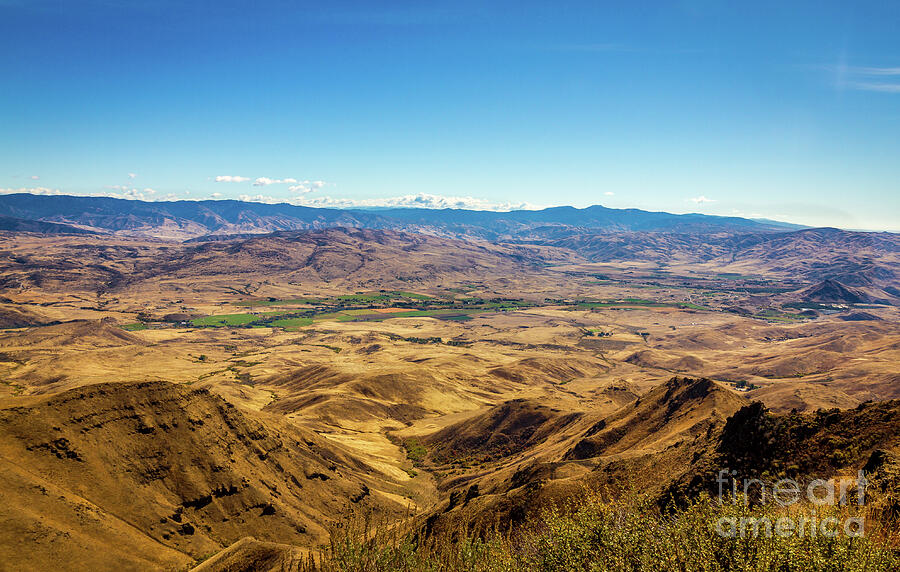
303,492,900,572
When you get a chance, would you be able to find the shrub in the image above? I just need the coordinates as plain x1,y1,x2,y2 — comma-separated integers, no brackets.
301,490,900,572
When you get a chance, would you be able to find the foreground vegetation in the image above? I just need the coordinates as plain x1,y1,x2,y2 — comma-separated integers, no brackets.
303,492,900,572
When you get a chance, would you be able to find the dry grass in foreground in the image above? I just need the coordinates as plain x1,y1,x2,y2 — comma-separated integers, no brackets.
301,491,900,572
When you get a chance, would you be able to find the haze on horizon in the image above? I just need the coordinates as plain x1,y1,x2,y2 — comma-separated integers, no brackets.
1,1,898,231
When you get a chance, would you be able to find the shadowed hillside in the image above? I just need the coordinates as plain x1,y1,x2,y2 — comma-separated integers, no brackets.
667,398,900,504
411,378,900,550
424,399,584,464
0,381,406,571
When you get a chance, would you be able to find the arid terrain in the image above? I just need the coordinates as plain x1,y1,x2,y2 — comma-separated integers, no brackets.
0,221,898,570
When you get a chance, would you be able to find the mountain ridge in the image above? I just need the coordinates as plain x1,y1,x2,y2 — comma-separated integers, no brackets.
0,193,805,241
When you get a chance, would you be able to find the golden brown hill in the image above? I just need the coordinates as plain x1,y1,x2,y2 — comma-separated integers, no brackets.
0,318,143,350
623,348,707,373
423,399,583,464
487,356,603,385
666,399,900,504
567,377,746,460
0,233,155,293
0,303,48,328
263,366,433,429
189,537,302,572
800,278,874,304
0,319,157,395
0,381,404,571
148,227,553,288
416,378,745,534
0,228,565,295
410,389,900,558
549,228,900,296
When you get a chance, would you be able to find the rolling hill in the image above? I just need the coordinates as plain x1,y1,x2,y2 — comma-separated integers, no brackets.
550,227,900,300
0,381,407,570
0,227,563,294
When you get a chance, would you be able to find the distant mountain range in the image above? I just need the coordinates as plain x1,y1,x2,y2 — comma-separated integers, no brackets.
0,193,804,241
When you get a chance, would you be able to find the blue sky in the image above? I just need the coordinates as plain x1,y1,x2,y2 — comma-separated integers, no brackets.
1,1,898,230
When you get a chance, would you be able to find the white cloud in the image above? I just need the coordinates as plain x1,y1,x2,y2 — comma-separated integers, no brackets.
848,82,900,93
238,194,280,204
830,64,900,94
216,175,325,188
604,191,615,196
253,176,307,186
1,186,173,202
102,187,158,200
128,173,137,179
288,180,327,194
235,192,543,211
689,195,716,204
1,187,542,211
0,186,63,196
852,66,900,77
30,175,39,180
